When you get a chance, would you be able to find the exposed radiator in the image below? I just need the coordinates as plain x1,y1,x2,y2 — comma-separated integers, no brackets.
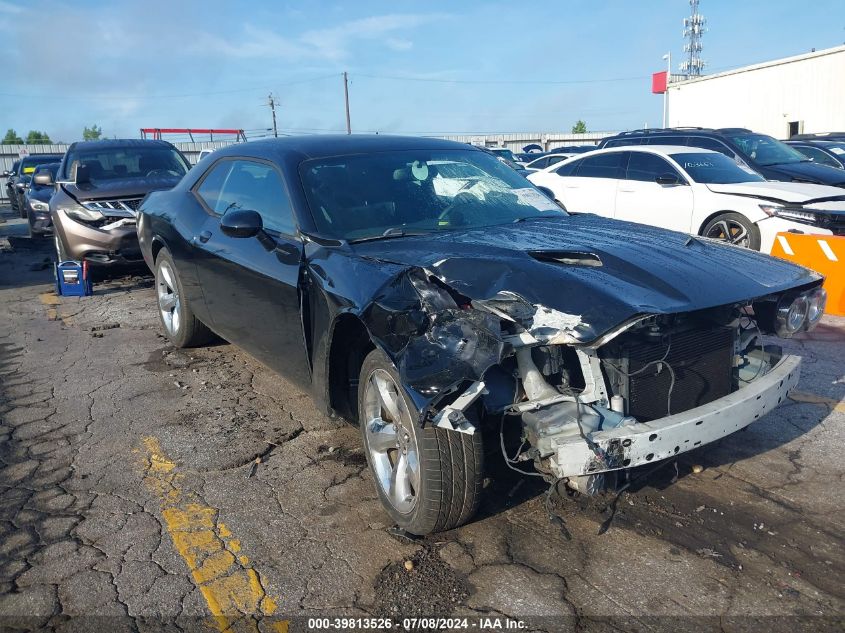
602,327,734,422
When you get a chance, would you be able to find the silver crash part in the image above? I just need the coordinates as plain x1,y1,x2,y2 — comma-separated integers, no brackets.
549,355,801,478
432,380,485,434
363,369,420,514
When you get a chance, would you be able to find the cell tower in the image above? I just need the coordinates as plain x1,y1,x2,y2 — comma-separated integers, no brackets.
680,0,706,76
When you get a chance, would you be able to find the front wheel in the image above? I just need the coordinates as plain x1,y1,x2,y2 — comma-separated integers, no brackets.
358,349,483,535
702,212,761,250
154,248,212,348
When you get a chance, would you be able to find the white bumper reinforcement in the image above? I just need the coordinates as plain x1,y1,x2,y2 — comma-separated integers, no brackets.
550,355,802,478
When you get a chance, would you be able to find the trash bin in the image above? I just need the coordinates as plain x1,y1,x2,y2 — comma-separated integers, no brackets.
55,260,93,297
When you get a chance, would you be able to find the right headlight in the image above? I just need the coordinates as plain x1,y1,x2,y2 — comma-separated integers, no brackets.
61,204,104,223
775,294,808,337
759,204,819,226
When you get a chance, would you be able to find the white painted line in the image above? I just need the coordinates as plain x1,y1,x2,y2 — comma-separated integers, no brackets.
776,235,794,256
818,240,838,262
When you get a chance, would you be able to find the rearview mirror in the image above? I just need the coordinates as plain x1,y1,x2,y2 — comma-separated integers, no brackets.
655,173,683,186
220,209,263,239
34,172,53,186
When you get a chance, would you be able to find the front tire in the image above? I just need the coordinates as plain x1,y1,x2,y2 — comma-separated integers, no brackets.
154,248,212,348
358,348,483,535
702,212,761,250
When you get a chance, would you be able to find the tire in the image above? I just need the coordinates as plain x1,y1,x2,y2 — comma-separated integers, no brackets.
701,212,761,250
358,348,483,535
154,248,213,348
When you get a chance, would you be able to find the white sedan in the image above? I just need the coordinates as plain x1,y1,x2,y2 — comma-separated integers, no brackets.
527,145,844,252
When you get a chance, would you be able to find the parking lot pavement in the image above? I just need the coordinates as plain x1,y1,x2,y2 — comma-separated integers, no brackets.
0,209,843,632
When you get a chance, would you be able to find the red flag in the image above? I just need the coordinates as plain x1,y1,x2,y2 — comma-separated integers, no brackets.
652,71,668,94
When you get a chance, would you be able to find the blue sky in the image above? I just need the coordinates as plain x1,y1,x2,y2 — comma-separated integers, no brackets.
1,0,843,142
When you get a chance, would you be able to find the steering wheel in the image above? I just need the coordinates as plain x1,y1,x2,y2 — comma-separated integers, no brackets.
438,192,478,223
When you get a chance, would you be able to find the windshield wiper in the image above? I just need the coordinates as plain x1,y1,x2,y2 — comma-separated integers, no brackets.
513,214,564,223
348,227,432,243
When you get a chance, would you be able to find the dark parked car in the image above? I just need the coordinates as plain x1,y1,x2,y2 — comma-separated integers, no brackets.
38,139,189,266
138,135,822,535
24,163,60,237
8,155,63,217
599,128,845,187
786,139,845,170
3,159,21,209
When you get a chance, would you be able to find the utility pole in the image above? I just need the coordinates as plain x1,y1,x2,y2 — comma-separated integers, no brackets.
681,0,706,77
268,93,278,138
662,52,671,128
343,72,351,135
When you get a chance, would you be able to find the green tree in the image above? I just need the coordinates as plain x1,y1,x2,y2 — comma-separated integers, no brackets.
2,129,24,144
25,130,52,144
571,120,588,134
82,124,103,141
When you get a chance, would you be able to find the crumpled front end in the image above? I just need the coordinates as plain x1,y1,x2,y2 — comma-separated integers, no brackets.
358,260,820,490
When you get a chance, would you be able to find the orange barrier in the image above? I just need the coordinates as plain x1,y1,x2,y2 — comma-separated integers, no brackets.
769,233,845,316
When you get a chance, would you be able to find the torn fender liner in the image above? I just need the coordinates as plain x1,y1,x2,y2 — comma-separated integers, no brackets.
362,268,505,406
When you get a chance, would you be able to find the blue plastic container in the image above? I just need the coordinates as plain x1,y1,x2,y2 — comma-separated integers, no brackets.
55,260,93,297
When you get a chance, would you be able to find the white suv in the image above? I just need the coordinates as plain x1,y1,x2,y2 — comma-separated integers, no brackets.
527,145,844,252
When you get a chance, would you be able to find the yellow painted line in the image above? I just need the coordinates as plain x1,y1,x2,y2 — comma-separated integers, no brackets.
38,292,73,325
789,390,845,414
141,437,288,632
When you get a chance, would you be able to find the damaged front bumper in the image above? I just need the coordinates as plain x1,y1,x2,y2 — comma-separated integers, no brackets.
550,354,801,478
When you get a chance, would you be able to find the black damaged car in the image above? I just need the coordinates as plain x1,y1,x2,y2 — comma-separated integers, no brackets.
138,136,824,535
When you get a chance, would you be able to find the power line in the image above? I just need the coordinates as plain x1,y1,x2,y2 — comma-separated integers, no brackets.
354,72,652,85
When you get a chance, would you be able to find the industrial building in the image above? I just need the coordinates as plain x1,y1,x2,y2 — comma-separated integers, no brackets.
666,44,845,139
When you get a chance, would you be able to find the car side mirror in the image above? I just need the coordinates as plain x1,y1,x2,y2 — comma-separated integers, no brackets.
75,163,92,185
655,173,683,186
34,172,53,186
2,170,9,178
220,208,263,239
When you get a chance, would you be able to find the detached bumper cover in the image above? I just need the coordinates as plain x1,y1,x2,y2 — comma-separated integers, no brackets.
551,355,801,477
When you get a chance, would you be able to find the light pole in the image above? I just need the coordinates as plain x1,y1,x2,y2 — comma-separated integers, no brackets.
662,52,671,128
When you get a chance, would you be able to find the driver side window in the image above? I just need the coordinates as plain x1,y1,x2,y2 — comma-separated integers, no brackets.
196,159,296,235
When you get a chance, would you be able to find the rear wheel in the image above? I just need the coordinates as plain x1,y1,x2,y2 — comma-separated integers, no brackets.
358,348,483,535
154,248,212,348
702,212,760,250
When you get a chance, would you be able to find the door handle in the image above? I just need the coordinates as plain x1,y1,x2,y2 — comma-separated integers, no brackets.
196,231,212,244
618,188,634,193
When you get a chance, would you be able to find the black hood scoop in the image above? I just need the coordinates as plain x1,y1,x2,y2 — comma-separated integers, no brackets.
528,250,602,267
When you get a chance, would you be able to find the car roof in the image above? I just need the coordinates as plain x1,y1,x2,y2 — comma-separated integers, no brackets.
214,134,478,161
20,154,63,164
587,145,712,157
68,138,177,151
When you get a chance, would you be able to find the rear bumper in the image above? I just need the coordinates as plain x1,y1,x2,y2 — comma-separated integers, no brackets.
551,355,801,478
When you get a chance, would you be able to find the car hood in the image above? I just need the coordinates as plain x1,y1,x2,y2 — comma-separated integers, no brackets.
62,176,183,202
762,160,845,186
705,181,845,204
28,187,54,203
351,214,820,344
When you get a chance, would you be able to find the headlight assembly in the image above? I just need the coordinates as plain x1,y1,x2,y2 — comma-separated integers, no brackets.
805,287,827,330
30,200,49,212
775,294,808,337
755,287,826,338
759,204,819,226
61,204,104,223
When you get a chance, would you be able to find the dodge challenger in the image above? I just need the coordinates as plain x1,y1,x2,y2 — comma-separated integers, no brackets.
138,136,825,535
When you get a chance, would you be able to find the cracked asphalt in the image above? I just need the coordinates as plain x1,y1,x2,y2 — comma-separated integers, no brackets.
0,208,843,632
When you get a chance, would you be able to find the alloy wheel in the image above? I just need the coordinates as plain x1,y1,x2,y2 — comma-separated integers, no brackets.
705,218,750,247
156,260,182,337
363,368,421,514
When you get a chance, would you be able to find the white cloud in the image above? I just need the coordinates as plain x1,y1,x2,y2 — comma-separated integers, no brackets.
385,38,413,52
194,13,446,62
0,1,24,14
